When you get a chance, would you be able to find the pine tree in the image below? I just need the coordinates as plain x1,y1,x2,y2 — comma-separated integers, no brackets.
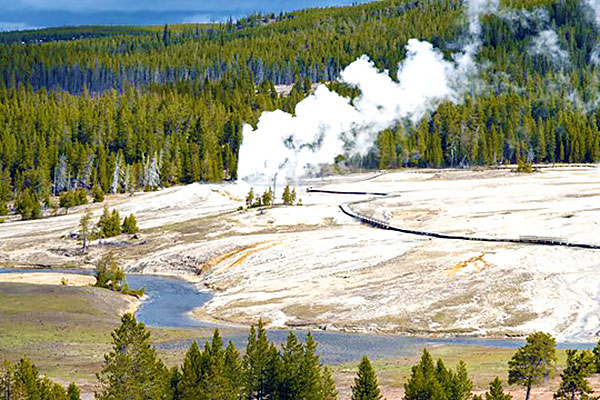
179,341,203,400
246,187,254,207
485,377,511,400
59,190,76,213
16,189,41,220
553,349,595,400
94,252,125,291
243,320,272,399
282,185,292,205
300,332,323,400
96,313,169,400
67,382,81,400
92,184,105,203
508,332,557,400
223,341,243,400
262,188,273,207
97,206,122,238
449,361,473,400
201,330,228,400
279,332,303,399
404,349,446,400
13,357,41,398
322,366,338,400
168,366,183,400
351,356,382,400
122,214,139,234
79,208,92,252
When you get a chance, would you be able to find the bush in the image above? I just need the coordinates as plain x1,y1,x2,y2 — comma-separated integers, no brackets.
60,189,89,211
16,189,41,220
94,252,124,290
75,188,88,205
92,184,105,203
59,191,76,209
516,160,534,173
97,206,122,238
122,214,139,234
122,285,145,298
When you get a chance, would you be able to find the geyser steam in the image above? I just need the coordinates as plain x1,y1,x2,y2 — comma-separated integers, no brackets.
237,40,471,183
237,0,502,183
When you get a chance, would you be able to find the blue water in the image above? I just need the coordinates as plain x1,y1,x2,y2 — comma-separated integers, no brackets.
0,268,594,364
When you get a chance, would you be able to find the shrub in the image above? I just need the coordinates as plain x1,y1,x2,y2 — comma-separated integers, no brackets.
16,189,41,220
92,184,105,203
75,188,88,205
59,191,76,210
96,206,122,238
122,214,139,234
516,160,534,173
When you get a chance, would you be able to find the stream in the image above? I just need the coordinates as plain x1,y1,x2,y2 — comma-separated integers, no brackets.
1,268,594,364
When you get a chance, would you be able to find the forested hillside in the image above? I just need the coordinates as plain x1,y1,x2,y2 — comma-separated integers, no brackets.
1,0,600,215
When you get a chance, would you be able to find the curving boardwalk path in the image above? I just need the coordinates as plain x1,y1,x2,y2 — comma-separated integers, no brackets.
308,188,600,250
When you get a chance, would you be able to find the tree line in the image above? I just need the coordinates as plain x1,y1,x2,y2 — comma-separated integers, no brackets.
2,0,600,220
4,314,600,400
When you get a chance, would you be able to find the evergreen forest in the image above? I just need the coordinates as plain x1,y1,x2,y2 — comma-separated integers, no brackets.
1,0,600,213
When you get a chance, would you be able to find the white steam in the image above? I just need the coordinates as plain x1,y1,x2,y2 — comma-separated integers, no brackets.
467,0,499,35
529,30,569,64
236,0,502,183
584,0,600,25
237,40,473,183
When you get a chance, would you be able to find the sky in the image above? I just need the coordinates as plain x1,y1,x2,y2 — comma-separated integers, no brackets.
0,0,373,31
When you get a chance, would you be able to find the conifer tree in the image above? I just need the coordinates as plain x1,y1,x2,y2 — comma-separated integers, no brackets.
96,313,169,400
322,366,338,400
282,185,292,205
351,356,382,400
404,349,446,400
60,191,76,213
13,357,41,398
243,320,272,399
92,184,104,203
223,341,243,400
485,377,511,400
279,332,304,399
16,189,41,220
553,349,594,400
179,341,203,400
97,206,122,238
201,330,228,400
300,332,323,400
246,188,254,207
508,332,557,400
449,361,473,400
122,214,139,234
79,208,93,252
67,382,81,400
168,367,183,400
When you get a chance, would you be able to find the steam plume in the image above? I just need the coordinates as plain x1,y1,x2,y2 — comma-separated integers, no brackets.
237,40,471,183
236,0,498,183
530,30,569,64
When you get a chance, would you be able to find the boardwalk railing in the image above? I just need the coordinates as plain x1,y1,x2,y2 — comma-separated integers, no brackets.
339,203,600,250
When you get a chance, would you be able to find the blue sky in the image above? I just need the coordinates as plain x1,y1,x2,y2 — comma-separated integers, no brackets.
0,0,372,31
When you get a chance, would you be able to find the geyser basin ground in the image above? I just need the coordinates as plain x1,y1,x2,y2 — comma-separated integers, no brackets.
1,166,599,340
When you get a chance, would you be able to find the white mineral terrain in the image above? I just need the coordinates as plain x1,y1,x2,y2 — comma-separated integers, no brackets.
1,166,599,340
